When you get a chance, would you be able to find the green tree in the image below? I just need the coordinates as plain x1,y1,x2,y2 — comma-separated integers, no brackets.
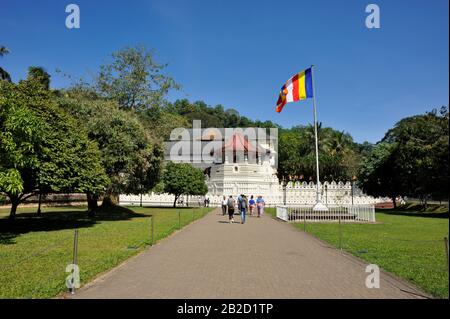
25,66,51,90
58,90,164,209
0,80,108,220
17,67,52,213
277,124,362,183
95,45,179,110
139,106,189,141
277,130,304,181
358,142,402,207
162,162,208,207
381,107,449,205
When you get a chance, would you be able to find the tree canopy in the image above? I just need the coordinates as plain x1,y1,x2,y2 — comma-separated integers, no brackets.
57,89,164,209
0,79,108,219
359,107,449,206
277,124,363,183
162,162,208,207
94,46,179,110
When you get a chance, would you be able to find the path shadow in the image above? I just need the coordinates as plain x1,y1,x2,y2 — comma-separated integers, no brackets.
0,205,148,245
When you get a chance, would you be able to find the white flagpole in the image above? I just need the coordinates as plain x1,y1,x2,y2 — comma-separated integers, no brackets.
310,65,328,211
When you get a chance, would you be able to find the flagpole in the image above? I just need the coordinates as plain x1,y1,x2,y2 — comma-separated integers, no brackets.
310,65,328,211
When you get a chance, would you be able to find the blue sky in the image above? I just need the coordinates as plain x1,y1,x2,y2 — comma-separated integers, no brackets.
1,0,448,143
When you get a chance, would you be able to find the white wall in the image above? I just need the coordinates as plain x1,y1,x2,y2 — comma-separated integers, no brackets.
119,181,388,207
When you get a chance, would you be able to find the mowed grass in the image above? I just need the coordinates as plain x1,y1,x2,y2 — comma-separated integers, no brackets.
266,207,449,299
0,205,213,298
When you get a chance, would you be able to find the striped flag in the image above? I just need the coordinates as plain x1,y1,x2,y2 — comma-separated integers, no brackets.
276,68,313,113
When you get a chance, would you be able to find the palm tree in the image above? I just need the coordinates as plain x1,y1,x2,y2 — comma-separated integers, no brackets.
330,131,352,156
0,46,11,82
0,46,10,57
303,122,332,154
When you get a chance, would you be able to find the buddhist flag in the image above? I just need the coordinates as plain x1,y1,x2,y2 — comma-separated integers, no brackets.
276,68,313,113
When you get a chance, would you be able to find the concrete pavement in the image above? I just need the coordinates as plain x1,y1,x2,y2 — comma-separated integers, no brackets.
69,209,426,299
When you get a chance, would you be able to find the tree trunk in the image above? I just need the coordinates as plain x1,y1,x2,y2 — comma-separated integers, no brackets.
173,195,178,208
37,192,42,215
102,193,119,208
87,193,99,217
9,196,20,221
392,196,397,209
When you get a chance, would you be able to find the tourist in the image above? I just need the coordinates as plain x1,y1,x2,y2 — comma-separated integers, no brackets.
240,195,248,224
237,194,243,212
227,195,235,223
256,195,265,217
249,195,255,215
221,196,227,215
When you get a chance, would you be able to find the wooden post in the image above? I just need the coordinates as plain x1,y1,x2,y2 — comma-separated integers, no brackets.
71,229,79,295
37,192,42,215
151,215,154,246
303,210,306,232
338,214,342,250
178,210,181,230
445,237,449,272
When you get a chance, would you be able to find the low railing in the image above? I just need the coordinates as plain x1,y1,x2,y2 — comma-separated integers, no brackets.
276,204,376,223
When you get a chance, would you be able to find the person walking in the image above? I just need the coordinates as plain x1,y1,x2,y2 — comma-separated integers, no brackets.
256,195,265,218
221,196,228,215
227,196,235,223
249,195,255,216
237,194,243,212
239,195,248,224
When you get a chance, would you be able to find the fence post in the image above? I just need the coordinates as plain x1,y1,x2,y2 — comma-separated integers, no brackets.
192,208,195,222
445,237,449,272
338,214,342,251
303,209,306,232
178,210,181,230
151,215,154,246
71,229,79,295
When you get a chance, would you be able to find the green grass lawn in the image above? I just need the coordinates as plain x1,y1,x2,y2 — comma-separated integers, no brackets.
0,205,213,298
266,207,449,299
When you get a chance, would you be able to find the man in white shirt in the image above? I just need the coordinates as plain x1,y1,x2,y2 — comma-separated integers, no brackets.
221,196,228,215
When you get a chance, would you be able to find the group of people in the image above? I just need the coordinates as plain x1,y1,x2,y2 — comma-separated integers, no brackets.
221,195,265,224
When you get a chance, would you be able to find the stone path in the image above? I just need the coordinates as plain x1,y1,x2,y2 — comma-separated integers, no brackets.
70,209,427,299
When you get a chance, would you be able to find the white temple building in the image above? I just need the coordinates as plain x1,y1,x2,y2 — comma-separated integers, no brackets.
203,129,280,200
119,126,386,207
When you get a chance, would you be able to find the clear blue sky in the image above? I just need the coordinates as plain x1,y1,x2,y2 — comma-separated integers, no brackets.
1,0,448,143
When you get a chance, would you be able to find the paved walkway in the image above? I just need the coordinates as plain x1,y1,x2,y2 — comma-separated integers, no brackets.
70,209,426,299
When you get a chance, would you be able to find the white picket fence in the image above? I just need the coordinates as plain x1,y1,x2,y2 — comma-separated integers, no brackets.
276,205,376,223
